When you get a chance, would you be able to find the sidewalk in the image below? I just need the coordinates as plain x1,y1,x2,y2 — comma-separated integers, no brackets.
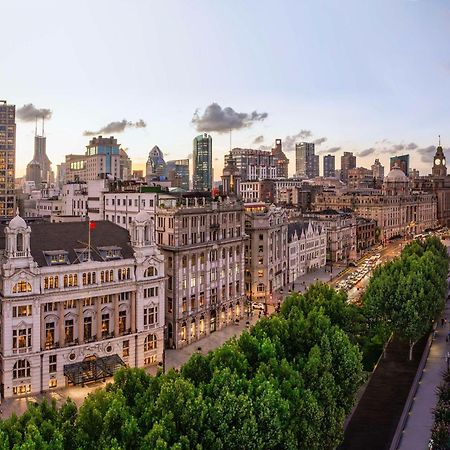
165,315,259,371
397,302,450,450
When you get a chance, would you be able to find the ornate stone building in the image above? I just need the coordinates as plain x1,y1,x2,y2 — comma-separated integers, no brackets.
0,212,165,398
155,196,246,349
313,165,437,241
244,205,288,310
287,222,326,284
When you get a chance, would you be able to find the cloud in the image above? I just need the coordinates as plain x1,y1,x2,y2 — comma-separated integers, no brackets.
406,142,418,150
417,145,436,163
318,146,341,155
16,104,52,122
357,148,376,157
83,119,147,136
314,137,327,146
192,102,268,133
282,130,314,152
253,135,264,144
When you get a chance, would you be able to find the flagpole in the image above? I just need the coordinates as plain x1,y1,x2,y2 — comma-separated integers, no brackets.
88,220,91,261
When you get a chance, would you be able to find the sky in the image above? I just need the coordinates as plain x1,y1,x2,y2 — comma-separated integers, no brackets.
2,0,450,179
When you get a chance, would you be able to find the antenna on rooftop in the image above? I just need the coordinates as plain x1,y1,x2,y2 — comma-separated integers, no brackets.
439,134,441,146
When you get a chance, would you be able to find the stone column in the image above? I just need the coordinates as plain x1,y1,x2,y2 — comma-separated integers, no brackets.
113,294,119,336
40,304,45,351
78,299,84,344
96,297,102,340
131,291,136,333
58,302,65,347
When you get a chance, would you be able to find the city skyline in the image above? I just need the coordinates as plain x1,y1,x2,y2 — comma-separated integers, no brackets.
3,0,450,178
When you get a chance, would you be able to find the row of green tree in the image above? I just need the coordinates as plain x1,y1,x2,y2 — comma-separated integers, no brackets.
0,287,364,449
363,236,448,360
0,236,446,449
431,368,450,449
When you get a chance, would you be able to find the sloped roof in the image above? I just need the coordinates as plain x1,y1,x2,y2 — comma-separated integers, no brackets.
0,221,134,267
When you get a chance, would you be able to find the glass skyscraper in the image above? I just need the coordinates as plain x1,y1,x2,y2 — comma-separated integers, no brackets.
193,134,212,191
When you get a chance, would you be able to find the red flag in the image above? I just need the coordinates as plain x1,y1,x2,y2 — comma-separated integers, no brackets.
89,221,96,230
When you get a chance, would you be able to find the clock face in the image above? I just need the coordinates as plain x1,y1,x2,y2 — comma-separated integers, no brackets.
435,158,441,165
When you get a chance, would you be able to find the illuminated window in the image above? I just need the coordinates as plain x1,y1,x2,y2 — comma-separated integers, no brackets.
144,334,157,351
12,281,31,293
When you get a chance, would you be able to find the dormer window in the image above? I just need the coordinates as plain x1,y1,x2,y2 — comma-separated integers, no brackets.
74,249,89,263
98,246,122,260
43,251,69,266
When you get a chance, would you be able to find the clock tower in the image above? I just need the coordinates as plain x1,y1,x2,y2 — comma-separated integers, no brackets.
432,136,447,177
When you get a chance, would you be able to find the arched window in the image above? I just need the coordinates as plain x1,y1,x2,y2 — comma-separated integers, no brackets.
13,281,31,294
109,270,114,281
13,359,30,379
17,233,23,252
144,334,157,351
64,275,68,288
82,273,87,285
73,274,78,286
190,318,196,338
191,255,196,266
144,266,157,277
100,271,105,283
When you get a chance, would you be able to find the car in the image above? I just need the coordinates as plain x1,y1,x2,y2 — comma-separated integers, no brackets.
252,302,265,311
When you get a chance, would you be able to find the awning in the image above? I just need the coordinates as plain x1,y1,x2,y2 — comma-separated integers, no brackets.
63,354,125,385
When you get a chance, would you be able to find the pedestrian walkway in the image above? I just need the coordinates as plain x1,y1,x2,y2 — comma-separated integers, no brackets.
397,302,450,450
165,315,259,371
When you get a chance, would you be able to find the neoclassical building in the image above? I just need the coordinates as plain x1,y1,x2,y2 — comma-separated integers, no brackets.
313,165,437,241
287,221,327,283
155,195,246,349
0,211,165,398
245,204,288,310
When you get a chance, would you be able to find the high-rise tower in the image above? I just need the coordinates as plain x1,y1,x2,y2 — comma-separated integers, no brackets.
26,118,53,188
193,134,212,191
0,100,16,217
296,142,319,178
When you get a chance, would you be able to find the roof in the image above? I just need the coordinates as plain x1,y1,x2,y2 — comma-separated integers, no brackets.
0,221,134,267
385,166,408,182
288,221,322,242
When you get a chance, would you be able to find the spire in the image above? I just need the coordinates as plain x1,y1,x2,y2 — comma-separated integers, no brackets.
35,116,37,136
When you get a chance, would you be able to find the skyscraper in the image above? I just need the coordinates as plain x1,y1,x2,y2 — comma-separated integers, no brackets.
323,154,336,178
340,152,356,183
26,121,53,188
296,142,319,178
193,134,212,191
146,146,166,181
371,158,385,181
271,139,289,178
0,100,16,217
166,159,190,190
390,154,409,176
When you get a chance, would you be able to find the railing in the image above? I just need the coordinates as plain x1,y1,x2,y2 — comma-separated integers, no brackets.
389,330,434,450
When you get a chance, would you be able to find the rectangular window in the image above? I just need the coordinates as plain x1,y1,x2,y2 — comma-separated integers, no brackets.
101,314,110,337
119,310,127,334
84,316,92,340
123,340,130,357
12,305,32,317
143,306,158,328
65,319,74,343
49,355,57,373
12,328,32,349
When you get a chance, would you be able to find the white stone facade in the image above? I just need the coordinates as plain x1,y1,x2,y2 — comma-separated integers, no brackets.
0,212,165,399
288,222,327,283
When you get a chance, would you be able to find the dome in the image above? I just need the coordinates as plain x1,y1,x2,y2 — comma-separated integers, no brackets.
9,211,27,230
134,210,151,223
385,166,408,182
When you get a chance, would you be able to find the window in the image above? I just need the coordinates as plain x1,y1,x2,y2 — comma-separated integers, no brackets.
101,313,110,337
144,354,157,365
182,297,187,313
13,305,32,317
144,266,157,277
65,319,74,343
49,355,57,373
84,316,93,340
143,287,159,298
13,328,32,349
143,306,158,328
82,272,96,286
123,340,130,357
119,310,127,334
44,276,59,289
12,281,31,294
48,379,57,389
44,303,56,312
118,268,131,281
168,297,173,313
13,360,30,379
83,298,93,307
45,322,55,349
64,300,76,309
190,295,196,311
144,334,157,351
182,256,187,268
